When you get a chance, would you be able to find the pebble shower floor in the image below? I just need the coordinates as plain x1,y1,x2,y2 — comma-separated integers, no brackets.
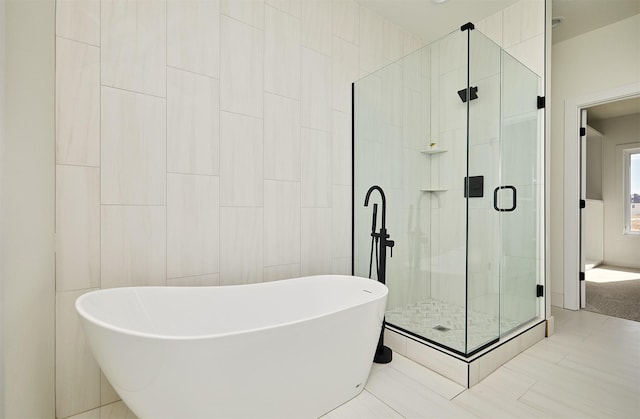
385,299,522,353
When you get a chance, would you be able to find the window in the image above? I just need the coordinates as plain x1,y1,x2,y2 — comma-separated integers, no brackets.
624,147,640,235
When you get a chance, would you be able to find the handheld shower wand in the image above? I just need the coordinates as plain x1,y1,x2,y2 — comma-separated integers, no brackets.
369,203,378,279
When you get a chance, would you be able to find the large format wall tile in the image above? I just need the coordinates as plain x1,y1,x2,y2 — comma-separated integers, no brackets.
101,206,166,288
167,0,220,78
332,185,351,259
167,174,219,278
56,165,100,292
56,37,100,167
264,93,301,181
359,6,385,74
101,87,166,205
502,1,523,48
166,273,220,287
221,0,264,29
301,0,332,56
332,110,351,186
220,112,263,206
301,127,331,207
264,180,301,266
383,19,403,63
506,34,544,77
56,0,100,46
301,208,332,275
301,47,332,131
332,36,359,113
56,289,101,419
167,68,220,176
265,0,300,18
101,372,119,406
220,207,264,285
264,5,300,99
332,257,351,275
101,0,166,97
220,15,264,117
100,401,138,419
66,408,100,419
333,0,359,45
263,263,301,282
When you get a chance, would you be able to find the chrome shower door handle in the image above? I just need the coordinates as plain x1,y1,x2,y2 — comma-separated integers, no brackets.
493,186,517,212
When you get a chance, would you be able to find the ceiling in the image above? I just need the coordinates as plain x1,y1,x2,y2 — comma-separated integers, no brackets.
587,96,640,123
551,0,640,44
357,0,640,45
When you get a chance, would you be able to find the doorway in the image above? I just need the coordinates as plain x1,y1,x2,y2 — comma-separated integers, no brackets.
579,97,640,321
562,82,640,311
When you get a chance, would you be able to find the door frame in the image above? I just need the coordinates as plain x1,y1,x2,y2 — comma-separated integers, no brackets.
563,82,640,310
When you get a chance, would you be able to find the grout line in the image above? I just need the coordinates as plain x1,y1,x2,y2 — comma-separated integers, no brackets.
166,170,219,178
219,108,263,120
55,33,100,49
100,84,167,100
166,64,219,80
220,10,265,32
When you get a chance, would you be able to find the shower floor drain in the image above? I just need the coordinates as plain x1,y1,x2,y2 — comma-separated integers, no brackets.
433,325,450,332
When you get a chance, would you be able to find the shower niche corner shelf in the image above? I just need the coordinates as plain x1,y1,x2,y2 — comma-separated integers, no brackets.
420,187,447,192
420,148,448,155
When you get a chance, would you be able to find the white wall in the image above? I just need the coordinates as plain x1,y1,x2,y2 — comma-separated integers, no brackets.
586,126,603,200
550,14,640,307
54,1,425,417
0,0,5,415
585,199,604,266
592,114,640,269
1,0,56,417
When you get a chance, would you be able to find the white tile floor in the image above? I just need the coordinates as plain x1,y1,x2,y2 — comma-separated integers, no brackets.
80,308,639,418
326,307,640,418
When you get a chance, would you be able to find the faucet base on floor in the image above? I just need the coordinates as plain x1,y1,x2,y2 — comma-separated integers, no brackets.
373,345,392,364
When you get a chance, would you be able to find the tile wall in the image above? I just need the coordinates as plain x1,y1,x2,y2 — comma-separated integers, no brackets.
54,0,424,417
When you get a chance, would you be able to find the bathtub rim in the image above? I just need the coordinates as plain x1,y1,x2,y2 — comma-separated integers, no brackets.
75,275,388,342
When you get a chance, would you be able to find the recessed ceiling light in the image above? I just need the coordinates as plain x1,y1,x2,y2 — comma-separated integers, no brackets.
552,16,565,28
432,0,449,4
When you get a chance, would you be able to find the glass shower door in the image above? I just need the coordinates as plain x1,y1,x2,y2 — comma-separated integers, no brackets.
499,51,542,333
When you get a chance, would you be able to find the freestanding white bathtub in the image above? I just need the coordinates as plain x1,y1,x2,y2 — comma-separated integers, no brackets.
76,275,388,419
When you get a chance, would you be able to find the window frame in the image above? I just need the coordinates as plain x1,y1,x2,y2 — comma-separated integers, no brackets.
623,145,640,236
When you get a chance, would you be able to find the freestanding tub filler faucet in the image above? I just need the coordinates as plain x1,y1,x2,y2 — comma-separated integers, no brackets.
364,185,394,364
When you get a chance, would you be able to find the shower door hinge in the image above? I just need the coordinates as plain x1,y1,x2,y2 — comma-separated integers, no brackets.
580,199,586,209
580,127,586,137
537,96,545,109
536,284,544,297
579,272,585,281
458,86,478,103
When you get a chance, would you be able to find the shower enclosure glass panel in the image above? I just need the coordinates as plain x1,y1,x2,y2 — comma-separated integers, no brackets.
353,26,542,356
466,30,502,354
499,51,542,332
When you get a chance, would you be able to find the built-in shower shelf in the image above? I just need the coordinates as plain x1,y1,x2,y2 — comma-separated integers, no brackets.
420,188,448,192
420,148,448,155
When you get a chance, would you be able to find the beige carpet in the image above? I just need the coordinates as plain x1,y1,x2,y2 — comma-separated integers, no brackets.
585,265,640,322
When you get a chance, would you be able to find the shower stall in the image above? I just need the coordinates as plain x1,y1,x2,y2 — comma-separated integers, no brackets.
353,24,544,359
